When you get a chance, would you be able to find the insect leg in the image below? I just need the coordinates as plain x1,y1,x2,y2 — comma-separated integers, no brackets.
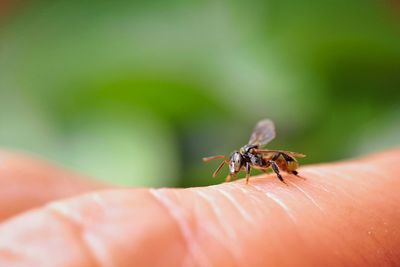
271,152,281,161
268,160,286,184
213,160,229,177
203,155,225,162
291,170,306,180
245,162,251,184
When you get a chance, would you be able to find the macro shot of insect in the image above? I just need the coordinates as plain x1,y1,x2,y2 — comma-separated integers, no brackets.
203,119,306,184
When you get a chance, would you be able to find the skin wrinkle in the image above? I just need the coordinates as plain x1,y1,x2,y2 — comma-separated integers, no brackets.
305,168,356,201
229,183,258,202
48,196,115,267
191,189,243,266
220,183,300,266
207,182,300,266
243,181,316,267
287,181,325,213
298,171,330,193
88,193,110,212
212,180,293,266
245,181,295,224
212,187,253,223
300,169,352,207
229,182,286,231
229,183,264,206
192,189,239,242
149,188,211,267
0,149,400,266
246,181,297,221
45,207,100,267
247,177,339,265
206,182,302,266
83,232,114,267
0,213,98,267
265,192,297,224
227,183,265,221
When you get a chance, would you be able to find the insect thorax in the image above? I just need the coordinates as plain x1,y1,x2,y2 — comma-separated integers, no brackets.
239,144,258,154
238,145,264,167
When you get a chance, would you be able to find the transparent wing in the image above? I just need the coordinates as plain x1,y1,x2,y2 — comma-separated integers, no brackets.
248,119,276,147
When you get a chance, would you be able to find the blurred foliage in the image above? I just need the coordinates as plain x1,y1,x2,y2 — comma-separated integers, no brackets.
0,0,399,187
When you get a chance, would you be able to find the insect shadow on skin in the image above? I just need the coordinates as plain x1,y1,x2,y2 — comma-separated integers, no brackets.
203,119,306,184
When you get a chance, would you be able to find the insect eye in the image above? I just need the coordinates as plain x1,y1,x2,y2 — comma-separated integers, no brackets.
234,153,242,164
229,152,242,173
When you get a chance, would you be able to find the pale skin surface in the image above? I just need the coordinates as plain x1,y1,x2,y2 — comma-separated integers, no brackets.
0,149,399,266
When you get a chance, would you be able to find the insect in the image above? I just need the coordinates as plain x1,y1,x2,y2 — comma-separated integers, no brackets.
203,119,305,184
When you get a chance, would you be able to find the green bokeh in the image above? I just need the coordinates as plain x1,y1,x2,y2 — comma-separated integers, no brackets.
0,0,399,187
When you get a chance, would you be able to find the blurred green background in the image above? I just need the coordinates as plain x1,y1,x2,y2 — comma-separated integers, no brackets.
0,0,399,187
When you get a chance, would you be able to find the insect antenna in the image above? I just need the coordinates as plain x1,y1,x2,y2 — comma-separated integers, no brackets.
202,155,225,162
213,160,228,177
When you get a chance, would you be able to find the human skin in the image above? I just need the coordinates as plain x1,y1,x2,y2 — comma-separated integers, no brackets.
0,149,399,267
0,151,107,221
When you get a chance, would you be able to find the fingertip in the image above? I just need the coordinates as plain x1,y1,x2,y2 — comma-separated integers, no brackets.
0,189,189,267
1,149,400,266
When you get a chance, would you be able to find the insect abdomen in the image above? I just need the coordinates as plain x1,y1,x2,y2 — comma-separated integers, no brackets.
287,160,298,171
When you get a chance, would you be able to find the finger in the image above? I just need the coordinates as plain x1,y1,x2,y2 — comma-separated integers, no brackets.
0,149,399,267
0,150,106,221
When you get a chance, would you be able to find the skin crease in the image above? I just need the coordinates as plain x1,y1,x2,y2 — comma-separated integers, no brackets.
0,150,399,266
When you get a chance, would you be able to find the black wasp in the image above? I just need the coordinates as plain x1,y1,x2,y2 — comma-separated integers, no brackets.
203,119,305,184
